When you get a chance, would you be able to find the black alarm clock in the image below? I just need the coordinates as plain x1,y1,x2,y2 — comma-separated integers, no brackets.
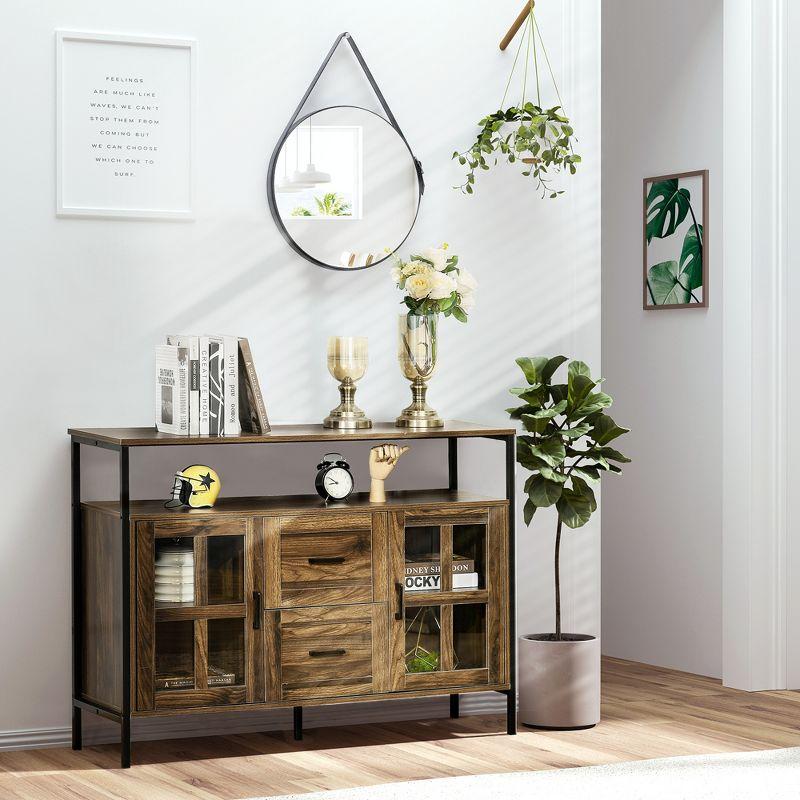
315,453,354,503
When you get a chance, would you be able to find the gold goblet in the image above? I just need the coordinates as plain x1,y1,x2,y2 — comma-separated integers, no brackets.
323,336,372,429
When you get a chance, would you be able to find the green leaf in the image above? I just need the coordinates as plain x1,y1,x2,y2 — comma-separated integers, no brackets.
527,400,568,420
523,498,537,525
567,374,596,410
452,306,468,323
520,414,550,434
527,475,563,507
541,356,568,384
529,437,566,467
567,360,592,380
590,414,630,446
679,223,703,291
556,488,594,528
516,356,549,385
647,260,690,306
539,467,568,483
561,423,591,440
646,179,691,243
570,476,597,512
571,465,601,482
594,446,631,463
575,392,613,417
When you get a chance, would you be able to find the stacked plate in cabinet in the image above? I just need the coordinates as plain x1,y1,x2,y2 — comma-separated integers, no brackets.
155,543,194,604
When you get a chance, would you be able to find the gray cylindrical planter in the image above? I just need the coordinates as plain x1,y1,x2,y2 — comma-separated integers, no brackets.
518,634,600,729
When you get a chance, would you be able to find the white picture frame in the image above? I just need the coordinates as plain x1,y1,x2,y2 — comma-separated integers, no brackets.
56,31,197,220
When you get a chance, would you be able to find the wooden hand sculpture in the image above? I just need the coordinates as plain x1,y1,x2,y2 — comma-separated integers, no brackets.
369,444,410,503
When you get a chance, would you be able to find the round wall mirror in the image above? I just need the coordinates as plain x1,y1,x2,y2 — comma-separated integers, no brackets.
267,106,422,271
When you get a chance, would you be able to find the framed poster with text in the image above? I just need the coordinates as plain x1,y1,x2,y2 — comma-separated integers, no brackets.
56,31,196,220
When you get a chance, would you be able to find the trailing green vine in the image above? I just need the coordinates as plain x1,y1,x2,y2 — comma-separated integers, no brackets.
452,3,581,199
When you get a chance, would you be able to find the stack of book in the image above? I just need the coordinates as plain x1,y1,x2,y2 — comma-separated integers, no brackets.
155,335,270,436
404,554,479,592
155,543,194,604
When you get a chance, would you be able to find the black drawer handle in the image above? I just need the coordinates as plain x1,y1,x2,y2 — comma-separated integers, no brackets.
308,556,346,565
252,591,262,630
308,648,346,658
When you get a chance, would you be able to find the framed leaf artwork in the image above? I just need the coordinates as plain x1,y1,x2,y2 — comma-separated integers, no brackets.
643,170,708,309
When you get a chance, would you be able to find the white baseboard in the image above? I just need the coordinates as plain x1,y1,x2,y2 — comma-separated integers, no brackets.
0,692,512,751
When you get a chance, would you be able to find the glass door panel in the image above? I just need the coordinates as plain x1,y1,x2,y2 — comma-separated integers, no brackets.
453,603,487,669
208,618,246,685
452,523,486,590
207,536,244,604
404,526,441,593
404,605,441,673
155,620,195,691
155,538,195,606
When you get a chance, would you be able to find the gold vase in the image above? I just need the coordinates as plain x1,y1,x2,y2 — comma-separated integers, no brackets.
323,336,372,429
396,313,444,428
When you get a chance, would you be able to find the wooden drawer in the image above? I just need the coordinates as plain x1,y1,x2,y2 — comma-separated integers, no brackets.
277,604,387,700
279,514,373,607
153,516,248,539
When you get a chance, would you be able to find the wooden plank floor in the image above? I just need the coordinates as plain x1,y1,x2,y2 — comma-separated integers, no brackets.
2,657,800,800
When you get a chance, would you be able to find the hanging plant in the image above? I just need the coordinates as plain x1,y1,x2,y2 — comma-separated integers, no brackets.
453,3,581,199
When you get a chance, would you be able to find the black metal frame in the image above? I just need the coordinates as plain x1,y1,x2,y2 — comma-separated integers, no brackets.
70,429,516,768
265,32,425,272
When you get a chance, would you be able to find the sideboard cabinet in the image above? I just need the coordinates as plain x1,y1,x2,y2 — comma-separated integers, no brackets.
69,423,516,767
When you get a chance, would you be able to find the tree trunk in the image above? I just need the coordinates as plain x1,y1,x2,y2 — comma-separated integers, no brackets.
554,516,563,641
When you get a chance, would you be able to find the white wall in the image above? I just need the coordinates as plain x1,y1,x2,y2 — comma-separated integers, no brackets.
0,0,600,743
601,0,723,678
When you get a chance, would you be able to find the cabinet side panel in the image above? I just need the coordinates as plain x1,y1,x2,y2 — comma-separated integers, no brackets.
81,507,123,711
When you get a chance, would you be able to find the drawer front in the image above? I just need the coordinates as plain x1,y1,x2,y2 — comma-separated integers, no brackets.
153,516,248,539
277,604,386,700
279,515,373,607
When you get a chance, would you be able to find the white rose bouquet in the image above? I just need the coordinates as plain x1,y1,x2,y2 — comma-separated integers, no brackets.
390,243,477,323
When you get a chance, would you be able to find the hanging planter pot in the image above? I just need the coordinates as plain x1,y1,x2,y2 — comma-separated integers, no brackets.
453,4,581,199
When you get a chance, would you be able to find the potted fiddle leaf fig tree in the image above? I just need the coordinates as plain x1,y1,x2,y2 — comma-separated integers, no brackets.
507,356,630,729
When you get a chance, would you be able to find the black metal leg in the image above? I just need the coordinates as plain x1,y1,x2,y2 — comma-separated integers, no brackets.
505,434,517,735
506,689,517,735
72,705,82,750
120,447,132,768
293,706,303,740
449,693,459,719
448,438,458,492
71,441,83,751
121,716,131,768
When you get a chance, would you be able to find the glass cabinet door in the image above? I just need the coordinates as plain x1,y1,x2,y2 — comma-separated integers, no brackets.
136,519,263,711
390,507,507,692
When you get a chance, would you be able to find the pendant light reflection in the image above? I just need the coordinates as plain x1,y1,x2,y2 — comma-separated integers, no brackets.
292,118,331,185
275,145,303,193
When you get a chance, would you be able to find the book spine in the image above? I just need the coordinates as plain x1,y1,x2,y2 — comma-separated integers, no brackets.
199,336,210,435
223,335,240,436
208,337,224,435
167,336,200,435
238,338,270,433
404,572,479,591
404,560,475,577
176,346,189,435
155,345,179,435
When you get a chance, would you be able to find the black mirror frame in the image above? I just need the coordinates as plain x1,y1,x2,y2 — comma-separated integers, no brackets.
266,32,425,272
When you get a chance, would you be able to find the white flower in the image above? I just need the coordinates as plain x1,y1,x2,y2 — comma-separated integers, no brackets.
459,291,476,312
429,270,457,300
390,266,402,284
423,247,448,272
456,267,478,295
406,272,433,300
402,260,429,277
